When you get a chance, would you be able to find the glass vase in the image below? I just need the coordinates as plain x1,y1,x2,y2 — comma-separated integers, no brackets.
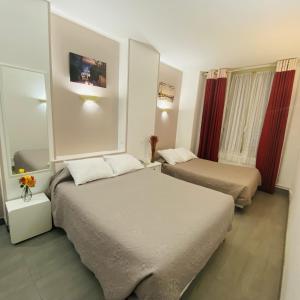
22,186,32,202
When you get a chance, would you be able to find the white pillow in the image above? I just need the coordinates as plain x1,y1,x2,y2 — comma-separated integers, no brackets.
104,153,144,176
157,149,184,165
175,148,197,162
65,157,114,186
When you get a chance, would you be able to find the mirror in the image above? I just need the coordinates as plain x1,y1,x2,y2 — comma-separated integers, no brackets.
0,66,50,175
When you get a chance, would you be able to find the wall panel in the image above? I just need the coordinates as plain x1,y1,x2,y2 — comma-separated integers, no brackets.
127,40,159,162
51,14,120,156
155,63,182,150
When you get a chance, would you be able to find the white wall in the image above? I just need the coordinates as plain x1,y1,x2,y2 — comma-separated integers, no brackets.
280,151,300,300
126,40,159,162
191,74,206,154
0,0,50,72
0,0,53,210
176,69,200,150
118,39,129,152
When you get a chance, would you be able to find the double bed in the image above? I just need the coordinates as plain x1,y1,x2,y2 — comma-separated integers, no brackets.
48,167,234,300
162,158,261,207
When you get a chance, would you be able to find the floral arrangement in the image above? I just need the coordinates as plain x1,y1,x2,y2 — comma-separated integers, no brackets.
149,135,159,163
18,169,36,202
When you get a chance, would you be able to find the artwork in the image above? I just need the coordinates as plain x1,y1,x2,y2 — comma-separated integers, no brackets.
158,82,175,102
69,52,107,88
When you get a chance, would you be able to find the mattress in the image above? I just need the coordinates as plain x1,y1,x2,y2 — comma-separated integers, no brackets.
13,148,49,172
48,168,234,300
162,158,261,206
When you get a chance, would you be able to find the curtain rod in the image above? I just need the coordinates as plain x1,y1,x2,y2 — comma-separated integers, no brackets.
202,58,299,75
230,63,276,73
201,62,276,76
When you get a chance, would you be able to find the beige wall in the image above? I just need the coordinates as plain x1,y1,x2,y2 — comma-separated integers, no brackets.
176,69,201,150
155,63,182,150
51,14,120,157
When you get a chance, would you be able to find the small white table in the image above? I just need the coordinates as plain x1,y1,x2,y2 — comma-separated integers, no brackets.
6,193,52,244
145,161,162,173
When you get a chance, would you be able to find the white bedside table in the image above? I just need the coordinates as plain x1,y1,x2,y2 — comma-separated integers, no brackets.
145,161,162,173
6,193,52,244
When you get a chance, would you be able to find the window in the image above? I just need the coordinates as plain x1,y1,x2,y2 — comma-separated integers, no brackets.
219,69,274,166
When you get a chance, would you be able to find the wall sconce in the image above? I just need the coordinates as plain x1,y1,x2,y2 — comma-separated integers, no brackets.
34,98,47,103
79,95,103,102
79,94,102,113
35,98,47,112
157,98,173,110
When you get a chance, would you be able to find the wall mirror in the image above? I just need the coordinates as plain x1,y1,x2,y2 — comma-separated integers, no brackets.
0,65,50,176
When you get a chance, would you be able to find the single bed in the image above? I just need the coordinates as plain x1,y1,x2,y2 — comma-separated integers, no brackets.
48,167,234,300
162,158,261,207
14,148,49,172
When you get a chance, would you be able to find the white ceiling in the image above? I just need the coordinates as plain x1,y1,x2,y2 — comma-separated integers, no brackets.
50,0,300,70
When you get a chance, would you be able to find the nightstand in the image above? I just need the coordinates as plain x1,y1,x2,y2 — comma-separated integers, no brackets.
6,193,52,244
146,161,162,173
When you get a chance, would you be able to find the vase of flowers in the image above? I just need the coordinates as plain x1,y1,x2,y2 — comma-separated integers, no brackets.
149,135,159,163
19,169,36,202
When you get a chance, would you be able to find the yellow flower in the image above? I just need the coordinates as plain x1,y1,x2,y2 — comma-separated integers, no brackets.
18,168,25,174
27,176,36,188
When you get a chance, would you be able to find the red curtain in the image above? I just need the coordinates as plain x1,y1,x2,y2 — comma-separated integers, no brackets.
256,61,296,193
198,71,227,161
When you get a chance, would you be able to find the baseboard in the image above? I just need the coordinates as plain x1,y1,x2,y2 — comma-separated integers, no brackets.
275,184,290,192
0,218,5,225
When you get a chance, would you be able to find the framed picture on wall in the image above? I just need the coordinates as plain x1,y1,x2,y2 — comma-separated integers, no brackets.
158,82,175,102
69,52,107,88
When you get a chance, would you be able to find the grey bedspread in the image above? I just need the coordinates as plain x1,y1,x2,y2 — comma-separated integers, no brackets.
14,148,49,172
162,159,261,206
49,168,234,300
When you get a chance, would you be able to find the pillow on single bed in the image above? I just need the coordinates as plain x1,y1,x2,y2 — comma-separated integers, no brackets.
65,157,114,186
157,149,184,165
104,153,144,176
175,148,197,162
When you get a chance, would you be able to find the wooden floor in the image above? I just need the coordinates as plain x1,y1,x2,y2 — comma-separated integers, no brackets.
0,190,288,300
